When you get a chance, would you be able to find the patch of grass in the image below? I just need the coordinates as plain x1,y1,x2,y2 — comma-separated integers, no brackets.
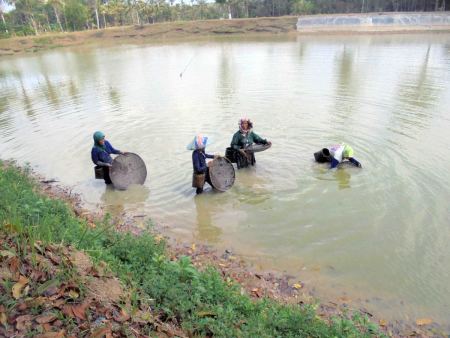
0,162,384,337
33,37,53,45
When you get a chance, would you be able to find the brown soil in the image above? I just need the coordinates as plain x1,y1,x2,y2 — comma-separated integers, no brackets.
0,17,298,57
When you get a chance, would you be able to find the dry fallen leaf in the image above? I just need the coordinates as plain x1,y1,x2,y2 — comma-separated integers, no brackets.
26,296,48,308
9,256,20,279
62,305,74,318
113,308,130,322
15,314,33,331
35,330,65,338
0,250,15,259
196,311,217,318
416,318,433,326
12,275,29,299
68,289,79,299
379,319,387,326
35,314,57,324
90,326,112,338
72,301,90,320
0,312,7,327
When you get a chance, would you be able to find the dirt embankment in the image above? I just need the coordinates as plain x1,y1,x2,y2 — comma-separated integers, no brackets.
0,17,298,57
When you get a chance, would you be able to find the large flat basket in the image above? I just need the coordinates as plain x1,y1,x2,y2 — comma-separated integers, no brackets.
209,157,235,192
245,143,271,153
110,153,147,190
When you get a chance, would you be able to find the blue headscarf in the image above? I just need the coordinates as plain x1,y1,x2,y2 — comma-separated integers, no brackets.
187,134,209,150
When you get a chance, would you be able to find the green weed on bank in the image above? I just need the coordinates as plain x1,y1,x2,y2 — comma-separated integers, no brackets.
0,162,383,337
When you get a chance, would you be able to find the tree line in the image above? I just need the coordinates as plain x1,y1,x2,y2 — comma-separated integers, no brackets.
1,0,448,38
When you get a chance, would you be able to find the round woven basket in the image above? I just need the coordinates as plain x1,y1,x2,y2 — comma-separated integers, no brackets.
110,153,147,190
209,157,235,192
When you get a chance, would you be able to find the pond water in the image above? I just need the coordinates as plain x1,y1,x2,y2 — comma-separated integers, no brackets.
1,33,450,327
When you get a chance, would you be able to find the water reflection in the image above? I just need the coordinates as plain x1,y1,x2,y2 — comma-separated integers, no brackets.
334,167,351,190
234,169,272,205
313,163,353,190
217,46,235,107
332,47,359,129
100,184,150,217
391,46,438,136
194,194,222,243
18,74,36,120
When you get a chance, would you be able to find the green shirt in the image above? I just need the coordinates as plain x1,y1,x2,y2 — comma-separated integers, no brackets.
230,130,266,150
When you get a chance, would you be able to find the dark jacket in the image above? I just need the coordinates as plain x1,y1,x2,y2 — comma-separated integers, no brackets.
230,130,267,150
192,149,214,174
91,140,121,165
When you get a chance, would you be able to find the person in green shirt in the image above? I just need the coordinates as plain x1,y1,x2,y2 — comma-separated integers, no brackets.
228,118,271,169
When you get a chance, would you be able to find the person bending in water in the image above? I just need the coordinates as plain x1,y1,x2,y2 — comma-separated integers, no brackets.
91,131,125,184
314,144,362,169
191,134,218,194
228,118,271,169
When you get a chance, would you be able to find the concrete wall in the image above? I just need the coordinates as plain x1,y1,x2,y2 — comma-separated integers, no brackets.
297,12,450,31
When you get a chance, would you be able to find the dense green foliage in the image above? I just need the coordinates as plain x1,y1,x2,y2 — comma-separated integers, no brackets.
0,0,448,38
0,162,383,337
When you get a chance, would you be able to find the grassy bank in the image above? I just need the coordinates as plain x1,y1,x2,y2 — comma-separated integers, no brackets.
0,17,298,57
0,161,383,337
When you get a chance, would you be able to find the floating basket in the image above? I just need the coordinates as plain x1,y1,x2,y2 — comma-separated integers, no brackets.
110,153,147,190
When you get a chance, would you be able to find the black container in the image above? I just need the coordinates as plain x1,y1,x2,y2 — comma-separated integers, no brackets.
314,148,331,163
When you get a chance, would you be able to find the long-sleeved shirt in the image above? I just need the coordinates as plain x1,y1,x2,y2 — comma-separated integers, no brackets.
328,144,361,169
91,140,121,166
192,150,214,174
230,130,267,150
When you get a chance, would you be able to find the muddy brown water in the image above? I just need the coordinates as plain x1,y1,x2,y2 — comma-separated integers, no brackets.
1,33,450,329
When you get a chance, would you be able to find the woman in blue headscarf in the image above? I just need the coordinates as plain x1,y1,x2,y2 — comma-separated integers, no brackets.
190,134,218,194
91,131,124,184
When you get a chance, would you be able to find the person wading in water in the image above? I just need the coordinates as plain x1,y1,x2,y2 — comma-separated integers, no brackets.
227,118,271,169
91,131,125,184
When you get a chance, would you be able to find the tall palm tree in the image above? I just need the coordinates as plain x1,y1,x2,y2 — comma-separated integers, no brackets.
46,0,64,31
0,0,8,34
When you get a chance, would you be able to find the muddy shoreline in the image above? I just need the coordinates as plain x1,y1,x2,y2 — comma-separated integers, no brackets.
23,165,445,337
1,16,449,57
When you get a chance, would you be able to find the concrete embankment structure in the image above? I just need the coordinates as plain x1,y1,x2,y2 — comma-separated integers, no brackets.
297,12,450,33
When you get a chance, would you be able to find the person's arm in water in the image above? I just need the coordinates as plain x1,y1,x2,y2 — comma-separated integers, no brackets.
348,157,362,168
330,157,340,169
